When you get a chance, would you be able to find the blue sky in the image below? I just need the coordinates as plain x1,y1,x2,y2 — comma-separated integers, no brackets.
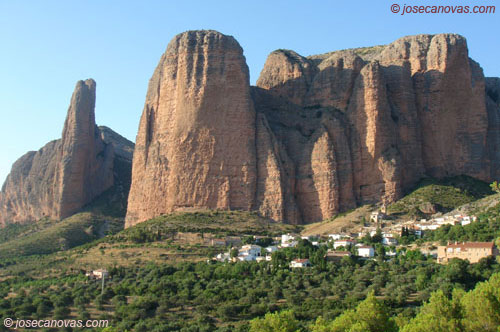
0,0,498,184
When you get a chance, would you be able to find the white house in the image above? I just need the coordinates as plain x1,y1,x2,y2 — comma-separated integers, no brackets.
357,246,375,258
86,269,109,279
290,259,311,268
237,255,256,262
216,252,231,262
419,224,440,231
265,246,279,254
334,239,356,249
382,237,398,246
330,233,352,241
281,234,299,248
281,240,298,248
460,215,476,226
282,233,297,244
239,244,262,258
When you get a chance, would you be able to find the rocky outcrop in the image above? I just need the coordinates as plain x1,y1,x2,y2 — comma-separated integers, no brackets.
255,33,496,220
126,31,500,226
0,79,134,225
125,30,257,227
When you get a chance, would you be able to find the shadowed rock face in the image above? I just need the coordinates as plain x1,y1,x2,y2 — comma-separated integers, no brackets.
0,79,133,225
125,31,500,225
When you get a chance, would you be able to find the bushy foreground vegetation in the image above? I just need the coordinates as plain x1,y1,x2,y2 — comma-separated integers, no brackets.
0,177,499,331
249,272,500,332
0,238,498,331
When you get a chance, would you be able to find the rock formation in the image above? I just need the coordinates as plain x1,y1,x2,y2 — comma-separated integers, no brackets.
125,30,257,226
0,79,134,225
124,31,500,225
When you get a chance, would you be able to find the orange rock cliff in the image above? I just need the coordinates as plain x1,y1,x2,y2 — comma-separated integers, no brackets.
1,30,498,227
125,30,500,227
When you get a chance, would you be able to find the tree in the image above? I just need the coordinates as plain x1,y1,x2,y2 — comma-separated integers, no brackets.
310,291,397,332
401,290,463,332
461,273,500,332
243,236,255,245
375,244,385,261
372,228,383,244
249,310,301,332
490,181,500,193
53,306,71,319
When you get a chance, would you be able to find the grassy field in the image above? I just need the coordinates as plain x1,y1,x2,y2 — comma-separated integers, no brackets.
302,205,374,236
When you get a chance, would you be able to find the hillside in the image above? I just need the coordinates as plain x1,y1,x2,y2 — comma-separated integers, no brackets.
0,210,299,278
302,176,494,236
386,176,493,217
0,213,123,260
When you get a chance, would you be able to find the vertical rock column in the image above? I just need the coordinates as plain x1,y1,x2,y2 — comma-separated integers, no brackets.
126,31,257,227
55,79,114,219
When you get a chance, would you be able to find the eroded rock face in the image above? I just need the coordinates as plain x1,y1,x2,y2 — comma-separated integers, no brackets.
126,31,500,225
55,79,114,219
125,30,257,227
254,33,496,222
0,79,133,225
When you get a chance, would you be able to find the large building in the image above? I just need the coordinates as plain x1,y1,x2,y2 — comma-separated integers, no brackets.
437,242,499,264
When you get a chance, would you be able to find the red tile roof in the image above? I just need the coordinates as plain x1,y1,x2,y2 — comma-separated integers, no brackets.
292,259,310,263
446,242,494,249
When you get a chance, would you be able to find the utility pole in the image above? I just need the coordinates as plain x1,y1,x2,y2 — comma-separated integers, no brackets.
101,273,105,295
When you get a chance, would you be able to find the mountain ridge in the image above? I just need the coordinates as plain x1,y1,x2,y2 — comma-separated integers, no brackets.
126,30,500,226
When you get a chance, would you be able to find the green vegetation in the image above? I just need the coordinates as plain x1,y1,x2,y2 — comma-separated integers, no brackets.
490,180,500,193
114,210,300,244
0,237,499,331
0,177,499,331
0,213,123,260
387,176,492,217
309,292,398,332
0,219,52,245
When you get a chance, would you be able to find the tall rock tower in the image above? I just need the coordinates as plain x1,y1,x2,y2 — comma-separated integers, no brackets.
55,79,114,218
0,79,115,224
125,31,257,227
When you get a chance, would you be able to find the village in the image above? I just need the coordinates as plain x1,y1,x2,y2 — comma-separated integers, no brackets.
210,210,499,267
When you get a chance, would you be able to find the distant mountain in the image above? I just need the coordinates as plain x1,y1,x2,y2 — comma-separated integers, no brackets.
0,79,134,225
